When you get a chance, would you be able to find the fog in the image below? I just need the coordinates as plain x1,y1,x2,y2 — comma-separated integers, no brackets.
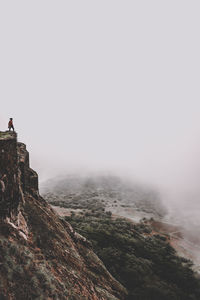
1,1,200,229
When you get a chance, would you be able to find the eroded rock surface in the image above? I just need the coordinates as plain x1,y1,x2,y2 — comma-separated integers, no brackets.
0,132,126,300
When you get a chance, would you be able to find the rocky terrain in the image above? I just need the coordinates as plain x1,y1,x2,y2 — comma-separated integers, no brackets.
64,211,200,300
42,174,200,274
1,131,200,300
41,174,200,299
0,132,126,300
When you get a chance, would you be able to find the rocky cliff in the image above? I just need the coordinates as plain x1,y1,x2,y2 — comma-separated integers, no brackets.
0,131,126,300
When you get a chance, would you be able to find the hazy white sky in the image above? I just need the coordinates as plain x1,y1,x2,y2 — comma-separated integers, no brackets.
1,0,200,204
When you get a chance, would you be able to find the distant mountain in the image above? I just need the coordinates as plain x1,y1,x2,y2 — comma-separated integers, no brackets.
41,174,167,220
41,174,200,300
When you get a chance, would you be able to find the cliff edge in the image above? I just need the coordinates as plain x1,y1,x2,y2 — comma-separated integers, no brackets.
0,132,126,300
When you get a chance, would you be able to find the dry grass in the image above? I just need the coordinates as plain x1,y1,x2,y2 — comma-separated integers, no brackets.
0,131,16,140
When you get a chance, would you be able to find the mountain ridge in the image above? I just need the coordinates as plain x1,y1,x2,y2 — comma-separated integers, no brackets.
0,132,126,300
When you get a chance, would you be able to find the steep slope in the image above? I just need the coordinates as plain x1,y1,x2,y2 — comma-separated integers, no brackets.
65,211,200,300
41,172,200,299
0,132,126,300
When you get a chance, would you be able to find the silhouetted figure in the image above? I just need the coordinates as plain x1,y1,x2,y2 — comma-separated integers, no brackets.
8,118,14,131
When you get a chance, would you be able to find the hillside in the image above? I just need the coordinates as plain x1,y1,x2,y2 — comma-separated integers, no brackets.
0,132,126,300
65,211,200,300
42,175,200,299
42,174,167,221
1,131,200,300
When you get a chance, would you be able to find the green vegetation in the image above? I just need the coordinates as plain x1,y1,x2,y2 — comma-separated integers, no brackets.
43,175,167,218
46,192,106,211
65,211,200,300
0,237,67,299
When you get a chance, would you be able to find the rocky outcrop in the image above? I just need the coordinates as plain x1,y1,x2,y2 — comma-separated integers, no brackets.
18,142,39,198
0,131,126,300
0,132,21,220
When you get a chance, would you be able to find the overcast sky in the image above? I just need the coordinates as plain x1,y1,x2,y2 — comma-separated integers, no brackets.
1,1,200,211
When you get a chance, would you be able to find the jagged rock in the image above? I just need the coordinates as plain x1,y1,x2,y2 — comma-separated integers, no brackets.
18,142,39,196
0,131,127,300
0,131,21,219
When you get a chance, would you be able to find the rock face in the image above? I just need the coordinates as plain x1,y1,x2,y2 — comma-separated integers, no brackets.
0,132,126,300
0,132,21,219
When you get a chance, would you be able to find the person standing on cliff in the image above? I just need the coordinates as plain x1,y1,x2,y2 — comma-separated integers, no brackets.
8,118,14,131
